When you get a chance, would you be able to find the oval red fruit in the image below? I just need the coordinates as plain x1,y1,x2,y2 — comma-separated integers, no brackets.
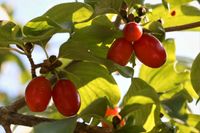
107,38,134,66
133,33,167,68
52,79,81,116
25,76,52,112
123,22,143,42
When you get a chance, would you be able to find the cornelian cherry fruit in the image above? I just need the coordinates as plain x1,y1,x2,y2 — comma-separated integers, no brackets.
25,76,52,112
123,22,143,42
133,33,167,68
107,38,133,66
52,79,81,117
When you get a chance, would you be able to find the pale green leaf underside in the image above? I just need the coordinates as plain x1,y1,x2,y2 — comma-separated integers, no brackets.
23,2,93,40
34,117,77,133
191,53,200,96
65,61,121,112
148,4,200,31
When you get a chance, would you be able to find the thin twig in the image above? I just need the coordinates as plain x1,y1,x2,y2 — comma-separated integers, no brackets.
34,63,43,69
26,53,37,78
7,97,26,112
2,124,11,133
165,21,200,32
0,47,25,55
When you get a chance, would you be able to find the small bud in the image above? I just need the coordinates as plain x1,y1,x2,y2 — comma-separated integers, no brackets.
40,67,49,74
52,60,62,68
137,7,147,16
134,16,141,23
127,14,134,22
49,55,57,63
157,19,164,25
112,115,121,129
25,42,33,52
43,59,51,67
160,113,164,118
120,10,127,19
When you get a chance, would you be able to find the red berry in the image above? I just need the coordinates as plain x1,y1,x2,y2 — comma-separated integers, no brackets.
25,76,52,112
133,33,167,68
170,10,176,16
107,38,134,66
123,22,143,42
52,79,81,116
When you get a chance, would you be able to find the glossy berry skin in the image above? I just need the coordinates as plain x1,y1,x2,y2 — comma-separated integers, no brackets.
25,76,52,112
52,79,81,117
123,22,143,42
107,38,133,66
133,33,167,68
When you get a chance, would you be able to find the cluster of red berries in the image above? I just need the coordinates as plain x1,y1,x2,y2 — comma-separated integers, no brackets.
107,22,167,68
25,76,81,117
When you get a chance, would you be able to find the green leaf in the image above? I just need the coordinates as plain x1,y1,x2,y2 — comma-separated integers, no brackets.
166,0,193,6
0,21,23,46
186,114,200,130
80,97,108,124
59,15,133,77
147,4,200,31
120,78,160,132
161,91,189,121
124,0,144,6
149,122,175,133
23,16,65,41
84,0,97,7
94,0,123,15
80,97,108,117
174,120,200,133
122,104,160,132
184,81,199,99
162,39,176,62
191,53,200,96
59,15,121,60
65,61,121,112
140,63,190,92
122,78,159,105
34,117,77,133
148,21,165,42
23,2,93,41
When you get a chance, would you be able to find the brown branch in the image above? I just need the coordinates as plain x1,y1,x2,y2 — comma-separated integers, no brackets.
2,124,11,133
0,106,113,133
114,1,127,28
26,53,37,78
7,97,26,112
8,113,54,126
75,123,113,133
165,21,200,32
34,63,43,69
